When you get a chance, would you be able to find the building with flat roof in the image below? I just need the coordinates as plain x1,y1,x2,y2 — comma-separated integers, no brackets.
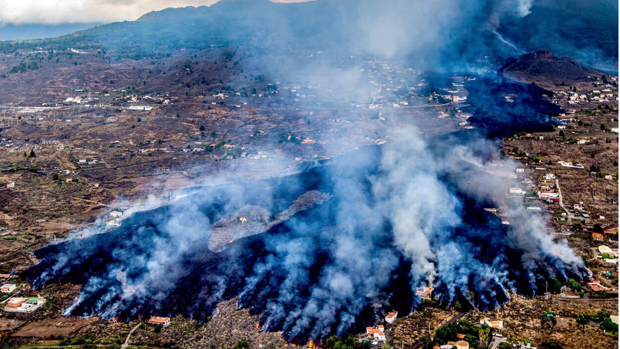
1,284,16,293
4,296,45,313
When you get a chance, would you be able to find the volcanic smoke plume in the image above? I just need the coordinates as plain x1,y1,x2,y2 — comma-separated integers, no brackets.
22,0,587,342
26,126,583,341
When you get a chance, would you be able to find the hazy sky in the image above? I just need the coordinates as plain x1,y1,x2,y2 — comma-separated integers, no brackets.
0,0,313,25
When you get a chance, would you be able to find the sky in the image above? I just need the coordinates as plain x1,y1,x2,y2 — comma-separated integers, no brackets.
0,0,313,25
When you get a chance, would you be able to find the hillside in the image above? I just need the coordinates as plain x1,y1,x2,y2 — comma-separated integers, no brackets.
498,0,618,72
0,0,616,71
501,51,603,85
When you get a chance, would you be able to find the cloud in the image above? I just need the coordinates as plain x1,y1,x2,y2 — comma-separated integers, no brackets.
0,0,213,25
0,0,315,25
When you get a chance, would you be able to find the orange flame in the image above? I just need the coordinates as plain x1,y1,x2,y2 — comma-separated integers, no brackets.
308,340,315,348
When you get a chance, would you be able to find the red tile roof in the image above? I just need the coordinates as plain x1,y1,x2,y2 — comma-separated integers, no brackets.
148,316,170,325
588,282,609,292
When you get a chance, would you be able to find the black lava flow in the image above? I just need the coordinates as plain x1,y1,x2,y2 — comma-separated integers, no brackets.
24,76,576,342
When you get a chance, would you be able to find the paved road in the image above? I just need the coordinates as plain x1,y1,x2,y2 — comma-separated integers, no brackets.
409,312,466,349
556,178,577,221
549,296,618,303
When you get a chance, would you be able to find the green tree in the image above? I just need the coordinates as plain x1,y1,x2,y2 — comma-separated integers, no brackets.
454,301,462,312
559,130,565,138
233,339,249,349
435,323,459,343
549,279,562,294
199,125,205,131
576,314,589,327
601,317,618,332
568,279,582,291
28,149,36,158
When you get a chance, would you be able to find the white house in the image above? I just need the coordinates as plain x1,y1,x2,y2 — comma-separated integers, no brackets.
110,210,123,218
373,332,385,342
455,341,470,349
484,318,504,330
538,192,559,199
1,284,16,293
366,325,386,342
106,219,121,227
416,286,433,300
385,311,398,324
128,106,154,111
148,316,171,327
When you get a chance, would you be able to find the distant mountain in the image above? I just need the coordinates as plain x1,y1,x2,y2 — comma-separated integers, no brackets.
0,0,615,71
501,51,602,85
499,0,618,72
3,0,352,57
0,23,102,40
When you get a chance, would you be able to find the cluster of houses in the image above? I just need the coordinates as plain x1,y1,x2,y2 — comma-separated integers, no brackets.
537,173,559,202
365,325,386,343
551,76,617,106
360,312,398,346
0,282,46,313
106,210,124,228
4,296,46,313
557,87,617,105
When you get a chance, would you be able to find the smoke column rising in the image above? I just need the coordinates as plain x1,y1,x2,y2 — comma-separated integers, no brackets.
27,126,584,341
23,0,589,342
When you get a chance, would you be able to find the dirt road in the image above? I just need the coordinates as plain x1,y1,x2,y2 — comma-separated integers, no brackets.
121,323,141,349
